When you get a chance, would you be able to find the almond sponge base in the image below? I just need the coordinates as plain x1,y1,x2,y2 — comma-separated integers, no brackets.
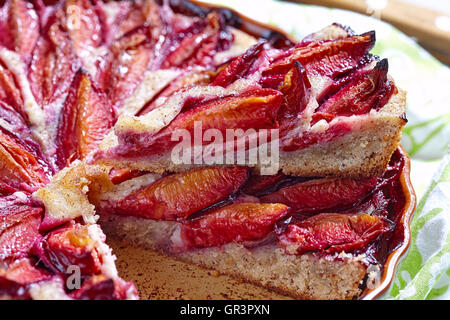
100,214,369,300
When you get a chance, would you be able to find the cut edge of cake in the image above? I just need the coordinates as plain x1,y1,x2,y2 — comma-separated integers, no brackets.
100,214,369,300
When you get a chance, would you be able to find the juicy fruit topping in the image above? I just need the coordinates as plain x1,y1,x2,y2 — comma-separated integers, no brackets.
97,25,153,110
278,213,391,255
28,14,80,108
108,168,147,185
100,166,250,221
70,275,137,300
172,87,281,128
277,61,311,134
261,32,375,86
313,59,394,122
55,70,115,169
111,87,283,157
0,258,52,299
0,258,51,285
0,205,42,261
99,1,142,44
96,1,232,112
162,5,233,68
0,61,25,119
36,222,102,277
0,101,28,136
160,11,229,69
346,149,406,221
0,127,50,192
0,0,39,63
165,86,281,133
100,27,395,161
0,191,35,209
64,0,102,58
260,177,377,214
70,276,115,300
173,202,289,250
212,42,266,87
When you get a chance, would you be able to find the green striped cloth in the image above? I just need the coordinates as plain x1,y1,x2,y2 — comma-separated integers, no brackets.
206,0,450,299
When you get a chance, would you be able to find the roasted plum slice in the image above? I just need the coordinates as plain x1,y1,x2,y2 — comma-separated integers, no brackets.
212,41,267,87
98,2,232,111
0,258,53,299
277,61,311,134
0,102,42,168
97,25,153,110
0,181,16,196
0,0,39,63
109,87,283,158
28,14,80,108
0,101,28,135
108,168,147,185
96,1,186,109
0,258,51,285
172,202,289,251
163,3,234,66
212,40,286,89
280,61,396,151
0,191,37,209
0,61,25,119
35,222,103,277
261,32,375,89
260,176,377,214
278,213,391,255
55,70,115,169
0,205,42,261
313,59,394,122
99,166,250,221
97,0,142,44
64,0,102,58
70,275,137,300
0,127,50,192
160,11,231,69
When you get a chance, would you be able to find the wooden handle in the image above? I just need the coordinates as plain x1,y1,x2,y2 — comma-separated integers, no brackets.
289,0,450,65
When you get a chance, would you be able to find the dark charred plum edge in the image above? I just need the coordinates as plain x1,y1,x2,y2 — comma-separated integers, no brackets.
163,0,295,49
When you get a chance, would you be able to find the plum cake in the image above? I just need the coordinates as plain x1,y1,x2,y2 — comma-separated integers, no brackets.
0,0,412,300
